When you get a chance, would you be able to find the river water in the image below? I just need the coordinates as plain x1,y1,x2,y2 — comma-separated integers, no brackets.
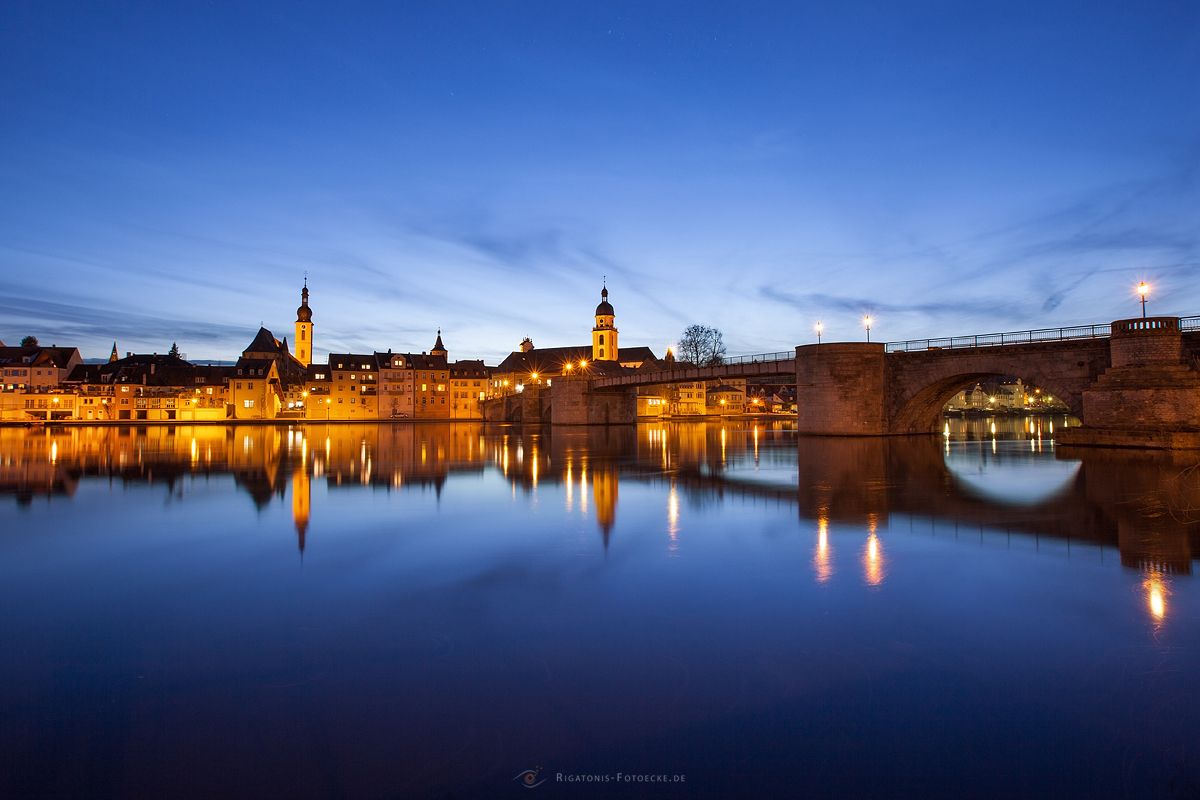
1,417,1198,798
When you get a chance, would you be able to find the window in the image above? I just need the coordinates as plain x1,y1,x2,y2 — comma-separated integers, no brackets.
236,382,242,390
300,329,306,340
421,383,427,391
243,400,255,408
599,334,605,345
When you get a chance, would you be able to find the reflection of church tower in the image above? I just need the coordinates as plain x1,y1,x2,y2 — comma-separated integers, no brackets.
430,330,447,359
291,464,310,554
592,467,619,548
592,283,618,362
295,279,314,367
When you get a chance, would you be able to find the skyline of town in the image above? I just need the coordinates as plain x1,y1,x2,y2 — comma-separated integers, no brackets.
4,4,1197,362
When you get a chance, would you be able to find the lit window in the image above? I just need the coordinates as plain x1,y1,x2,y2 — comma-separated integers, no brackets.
243,400,254,408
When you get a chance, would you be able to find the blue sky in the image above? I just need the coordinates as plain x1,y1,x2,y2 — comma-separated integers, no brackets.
1,1,1198,362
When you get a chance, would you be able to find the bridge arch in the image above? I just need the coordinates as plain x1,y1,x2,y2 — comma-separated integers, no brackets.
884,342,1110,434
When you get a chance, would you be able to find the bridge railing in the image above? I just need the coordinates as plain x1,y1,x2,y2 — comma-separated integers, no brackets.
718,350,795,366
886,315,1200,352
885,323,1120,353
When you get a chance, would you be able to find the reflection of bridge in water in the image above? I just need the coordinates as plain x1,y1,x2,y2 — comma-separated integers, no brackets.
2,422,1197,576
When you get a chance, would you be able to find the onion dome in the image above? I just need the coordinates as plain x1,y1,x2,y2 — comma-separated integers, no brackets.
595,285,614,316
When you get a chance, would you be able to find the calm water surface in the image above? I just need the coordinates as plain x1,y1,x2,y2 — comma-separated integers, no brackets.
2,418,1198,798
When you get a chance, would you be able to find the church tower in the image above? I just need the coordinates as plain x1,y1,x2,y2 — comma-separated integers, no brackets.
430,329,447,359
295,279,314,367
592,283,618,362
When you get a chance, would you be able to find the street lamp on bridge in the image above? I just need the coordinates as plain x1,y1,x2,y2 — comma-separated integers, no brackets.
814,321,823,344
863,315,873,342
1137,281,1150,318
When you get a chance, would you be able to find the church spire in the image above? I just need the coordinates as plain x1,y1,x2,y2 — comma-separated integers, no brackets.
295,277,314,367
109,342,119,363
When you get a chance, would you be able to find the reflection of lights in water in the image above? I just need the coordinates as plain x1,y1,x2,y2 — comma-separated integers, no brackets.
50,441,58,464
190,438,198,464
531,451,539,487
1049,419,1054,435
580,465,588,513
565,460,573,511
753,425,759,463
943,422,950,437
813,514,832,583
863,531,884,586
992,437,997,454
990,421,996,435
720,427,727,464
1145,570,1168,624
667,484,680,552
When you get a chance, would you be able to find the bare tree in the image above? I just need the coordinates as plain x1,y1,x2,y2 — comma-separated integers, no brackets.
677,324,727,366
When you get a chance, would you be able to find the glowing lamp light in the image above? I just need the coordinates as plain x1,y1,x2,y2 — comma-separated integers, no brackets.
579,360,587,369
815,321,823,343
863,315,873,342
1137,281,1150,318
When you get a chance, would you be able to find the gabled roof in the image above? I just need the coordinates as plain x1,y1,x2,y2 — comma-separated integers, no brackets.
234,357,277,377
495,345,655,376
327,353,378,371
243,327,285,356
64,353,200,387
450,359,489,377
615,346,656,363
0,345,81,370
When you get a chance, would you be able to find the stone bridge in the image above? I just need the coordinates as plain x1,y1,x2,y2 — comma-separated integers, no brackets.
517,316,1200,446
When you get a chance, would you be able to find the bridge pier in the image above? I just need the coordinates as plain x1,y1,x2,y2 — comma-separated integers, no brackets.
1060,317,1200,449
549,376,636,425
795,343,888,435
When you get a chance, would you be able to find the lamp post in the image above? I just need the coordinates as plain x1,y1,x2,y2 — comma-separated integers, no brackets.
1137,281,1150,318
863,315,873,342
815,321,823,344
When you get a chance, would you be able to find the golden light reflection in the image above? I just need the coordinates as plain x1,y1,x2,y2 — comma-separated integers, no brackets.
813,514,832,583
580,464,588,513
667,483,680,553
863,513,884,586
1144,569,1168,625
565,459,573,511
